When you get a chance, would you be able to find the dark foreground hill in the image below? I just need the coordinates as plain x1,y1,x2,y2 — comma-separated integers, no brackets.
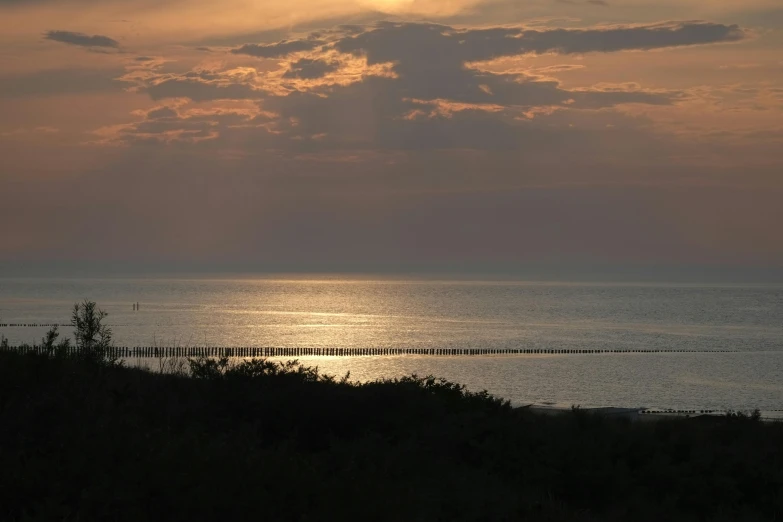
1,350,781,521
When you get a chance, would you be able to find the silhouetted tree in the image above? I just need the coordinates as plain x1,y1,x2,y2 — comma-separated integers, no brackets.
41,325,59,352
41,325,72,356
71,300,115,363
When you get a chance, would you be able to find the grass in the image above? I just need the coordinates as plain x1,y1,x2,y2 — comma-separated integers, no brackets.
1,348,782,521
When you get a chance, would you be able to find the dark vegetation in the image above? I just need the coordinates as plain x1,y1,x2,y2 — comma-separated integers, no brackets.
1,302,782,521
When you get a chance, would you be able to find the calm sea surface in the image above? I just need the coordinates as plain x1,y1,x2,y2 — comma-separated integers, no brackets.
1,276,782,414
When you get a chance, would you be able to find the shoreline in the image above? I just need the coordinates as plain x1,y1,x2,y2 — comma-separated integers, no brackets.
520,404,783,422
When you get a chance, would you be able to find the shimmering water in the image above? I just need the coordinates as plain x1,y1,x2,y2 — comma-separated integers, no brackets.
1,276,782,413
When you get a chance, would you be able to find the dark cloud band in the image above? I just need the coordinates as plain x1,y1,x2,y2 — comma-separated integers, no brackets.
44,30,119,48
230,38,323,58
334,21,745,66
283,58,340,79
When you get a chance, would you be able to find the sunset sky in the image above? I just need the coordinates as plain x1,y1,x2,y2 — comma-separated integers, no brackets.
1,0,782,275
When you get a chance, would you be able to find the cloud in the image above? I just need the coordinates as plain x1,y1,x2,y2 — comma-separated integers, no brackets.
230,38,324,58
323,22,691,109
334,21,745,66
113,19,747,154
44,30,119,48
145,106,180,119
127,51,394,101
135,68,264,101
283,58,340,79
510,22,744,54
94,101,267,145
532,64,586,73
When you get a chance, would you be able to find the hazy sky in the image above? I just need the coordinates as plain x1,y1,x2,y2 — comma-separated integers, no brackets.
1,0,782,272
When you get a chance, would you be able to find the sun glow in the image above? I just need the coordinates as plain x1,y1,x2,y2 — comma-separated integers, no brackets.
356,0,455,14
357,0,412,11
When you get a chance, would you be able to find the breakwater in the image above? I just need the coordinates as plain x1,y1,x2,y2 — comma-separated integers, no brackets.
1,345,742,358
0,323,70,327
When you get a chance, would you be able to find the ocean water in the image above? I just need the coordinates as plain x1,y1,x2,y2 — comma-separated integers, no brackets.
1,275,782,414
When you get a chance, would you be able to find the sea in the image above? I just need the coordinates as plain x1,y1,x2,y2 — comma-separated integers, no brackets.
1,275,782,416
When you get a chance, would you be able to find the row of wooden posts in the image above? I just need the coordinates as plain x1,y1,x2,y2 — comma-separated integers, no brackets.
2,345,741,358
0,323,71,328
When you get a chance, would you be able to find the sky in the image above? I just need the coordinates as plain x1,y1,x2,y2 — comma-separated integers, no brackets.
1,0,782,275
